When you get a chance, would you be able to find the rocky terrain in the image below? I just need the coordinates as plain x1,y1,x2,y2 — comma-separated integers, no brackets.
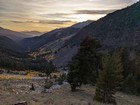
0,79,140,105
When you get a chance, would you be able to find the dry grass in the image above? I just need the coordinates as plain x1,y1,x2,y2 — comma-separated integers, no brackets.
0,79,140,105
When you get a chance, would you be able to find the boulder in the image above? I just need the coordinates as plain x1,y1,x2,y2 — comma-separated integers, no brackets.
14,101,27,105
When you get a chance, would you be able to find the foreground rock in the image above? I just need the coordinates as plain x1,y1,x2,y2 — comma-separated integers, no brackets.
14,101,28,105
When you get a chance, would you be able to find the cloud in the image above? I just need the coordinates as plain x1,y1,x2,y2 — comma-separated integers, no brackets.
0,0,137,31
11,21,25,23
0,6,5,10
10,21,37,23
10,20,73,25
75,9,117,15
39,20,73,24
45,13,70,17
39,13,76,20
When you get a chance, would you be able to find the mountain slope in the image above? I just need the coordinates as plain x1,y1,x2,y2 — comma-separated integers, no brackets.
53,2,140,67
21,31,44,37
20,21,92,52
0,27,27,41
66,1,140,51
0,35,27,57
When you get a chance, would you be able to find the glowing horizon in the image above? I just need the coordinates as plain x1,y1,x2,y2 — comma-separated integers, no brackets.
0,0,137,32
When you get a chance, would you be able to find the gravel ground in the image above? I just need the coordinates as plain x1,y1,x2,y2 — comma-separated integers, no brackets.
0,79,140,105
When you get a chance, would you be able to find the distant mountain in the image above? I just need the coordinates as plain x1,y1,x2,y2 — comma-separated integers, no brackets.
0,35,27,57
20,20,93,52
21,31,45,37
0,27,27,41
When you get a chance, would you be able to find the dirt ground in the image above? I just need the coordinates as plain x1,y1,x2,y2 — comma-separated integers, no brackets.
0,79,140,105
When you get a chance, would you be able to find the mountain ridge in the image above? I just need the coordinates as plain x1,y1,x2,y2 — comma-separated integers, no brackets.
21,31,45,37
20,21,93,52
53,1,140,67
0,27,29,41
66,1,140,51
0,35,27,57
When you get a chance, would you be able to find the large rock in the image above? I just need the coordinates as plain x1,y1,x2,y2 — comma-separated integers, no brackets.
14,101,27,105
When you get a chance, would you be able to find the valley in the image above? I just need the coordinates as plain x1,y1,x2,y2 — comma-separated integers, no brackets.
0,1,140,105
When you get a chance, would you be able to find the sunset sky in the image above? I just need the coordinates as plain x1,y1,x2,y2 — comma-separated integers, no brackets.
0,0,138,32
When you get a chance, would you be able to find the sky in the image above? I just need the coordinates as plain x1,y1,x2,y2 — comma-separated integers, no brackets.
0,0,138,32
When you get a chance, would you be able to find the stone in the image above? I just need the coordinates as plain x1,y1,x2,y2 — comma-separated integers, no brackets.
14,101,27,105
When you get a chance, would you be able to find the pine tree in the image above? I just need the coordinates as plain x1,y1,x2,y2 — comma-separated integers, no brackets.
122,74,137,94
95,53,123,103
119,48,134,78
67,56,82,91
78,37,102,84
119,48,138,94
135,55,140,94
67,37,102,91
46,61,56,78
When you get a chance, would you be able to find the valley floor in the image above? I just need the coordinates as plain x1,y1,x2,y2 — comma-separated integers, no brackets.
0,79,140,105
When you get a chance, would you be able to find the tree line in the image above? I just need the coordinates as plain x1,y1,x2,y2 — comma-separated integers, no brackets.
0,53,55,74
67,37,140,104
